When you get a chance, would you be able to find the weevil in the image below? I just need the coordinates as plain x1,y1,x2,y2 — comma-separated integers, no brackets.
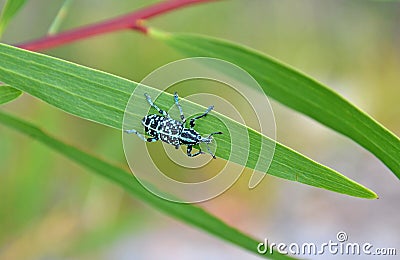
124,92,222,159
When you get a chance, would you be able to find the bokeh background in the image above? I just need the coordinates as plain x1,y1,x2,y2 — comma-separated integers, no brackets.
0,0,399,259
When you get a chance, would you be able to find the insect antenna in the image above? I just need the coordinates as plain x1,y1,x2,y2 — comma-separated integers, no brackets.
208,131,223,138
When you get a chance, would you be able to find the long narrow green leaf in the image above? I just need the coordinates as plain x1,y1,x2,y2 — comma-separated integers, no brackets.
0,85,22,104
149,29,400,180
0,0,27,38
0,43,377,199
0,111,294,260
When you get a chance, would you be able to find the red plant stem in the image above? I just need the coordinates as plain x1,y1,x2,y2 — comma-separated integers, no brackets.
17,0,217,51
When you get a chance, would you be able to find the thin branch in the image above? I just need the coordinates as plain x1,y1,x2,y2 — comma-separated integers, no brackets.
17,0,218,51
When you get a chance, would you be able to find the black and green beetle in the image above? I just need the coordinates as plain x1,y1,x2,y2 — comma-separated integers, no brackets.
124,92,222,159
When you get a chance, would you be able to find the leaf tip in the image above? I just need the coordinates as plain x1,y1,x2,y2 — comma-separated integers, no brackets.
363,189,379,200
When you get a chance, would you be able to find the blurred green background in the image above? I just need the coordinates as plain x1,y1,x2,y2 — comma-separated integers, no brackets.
0,0,399,259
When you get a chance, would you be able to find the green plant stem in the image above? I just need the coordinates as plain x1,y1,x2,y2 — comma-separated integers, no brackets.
47,0,74,35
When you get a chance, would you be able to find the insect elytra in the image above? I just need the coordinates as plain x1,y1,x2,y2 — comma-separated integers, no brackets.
124,92,222,159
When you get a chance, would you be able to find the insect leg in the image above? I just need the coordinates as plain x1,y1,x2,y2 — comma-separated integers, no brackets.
144,93,169,117
186,145,204,157
205,144,217,159
189,105,214,129
146,137,158,142
174,92,186,123
124,129,158,142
